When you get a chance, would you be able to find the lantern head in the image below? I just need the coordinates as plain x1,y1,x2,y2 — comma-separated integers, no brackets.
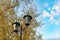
23,15,32,26
12,22,20,33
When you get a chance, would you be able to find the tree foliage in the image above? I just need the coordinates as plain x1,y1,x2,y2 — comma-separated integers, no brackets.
0,0,42,40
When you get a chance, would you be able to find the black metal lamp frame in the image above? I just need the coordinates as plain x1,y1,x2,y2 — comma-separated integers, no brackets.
12,14,32,40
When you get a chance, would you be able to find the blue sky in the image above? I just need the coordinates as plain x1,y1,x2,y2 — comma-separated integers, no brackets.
35,0,60,39
17,0,60,39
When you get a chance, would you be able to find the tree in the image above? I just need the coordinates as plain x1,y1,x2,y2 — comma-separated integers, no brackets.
0,0,42,40
0,0,19,40
36,33,43,40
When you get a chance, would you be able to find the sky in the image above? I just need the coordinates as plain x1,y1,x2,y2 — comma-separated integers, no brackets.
16,0,60,39
34,0,60,39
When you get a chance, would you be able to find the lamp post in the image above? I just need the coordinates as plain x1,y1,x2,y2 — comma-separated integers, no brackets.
23,13,32,26
12,21,20,33
12,13,32,40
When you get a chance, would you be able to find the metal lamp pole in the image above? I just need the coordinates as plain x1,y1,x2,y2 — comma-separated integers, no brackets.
20,26,22,40
12,13,32,40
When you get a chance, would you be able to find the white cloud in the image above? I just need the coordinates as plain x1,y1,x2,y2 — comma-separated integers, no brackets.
52,3,60,14
42,30,60,39
55,19,60,25
51,11,55,16
42,10,50,17
48,8,60,24
51,31,60,39
49,16,54,21
49,11,55,21
52,5,59,11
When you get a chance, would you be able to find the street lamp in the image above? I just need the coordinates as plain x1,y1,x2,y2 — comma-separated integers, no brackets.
23,14,32,26
12,21,20,33
12,13,32,40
